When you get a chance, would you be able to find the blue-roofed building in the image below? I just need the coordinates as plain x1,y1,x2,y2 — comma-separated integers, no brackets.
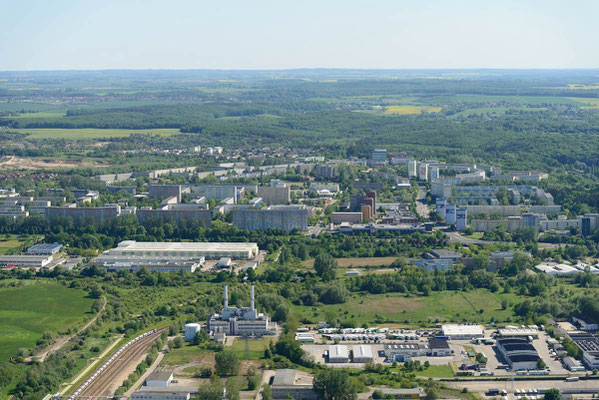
27,242,63,255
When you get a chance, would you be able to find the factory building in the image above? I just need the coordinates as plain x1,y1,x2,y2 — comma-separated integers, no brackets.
232,205,309,231
496,338,540,371
104,240,258,259
207,285,274,336
569,334,599,369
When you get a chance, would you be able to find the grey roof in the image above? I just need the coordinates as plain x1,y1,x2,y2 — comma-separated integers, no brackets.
146,370,173,382
273,369,298,386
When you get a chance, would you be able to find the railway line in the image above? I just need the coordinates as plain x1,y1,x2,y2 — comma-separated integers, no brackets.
67,327,168,397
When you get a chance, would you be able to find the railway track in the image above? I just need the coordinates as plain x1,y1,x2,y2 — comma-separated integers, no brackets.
69,327,168,397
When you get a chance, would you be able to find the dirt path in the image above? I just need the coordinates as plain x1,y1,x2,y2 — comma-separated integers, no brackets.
29,297,107,362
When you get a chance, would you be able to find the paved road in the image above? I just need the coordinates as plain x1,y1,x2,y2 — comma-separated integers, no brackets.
445,378,599,399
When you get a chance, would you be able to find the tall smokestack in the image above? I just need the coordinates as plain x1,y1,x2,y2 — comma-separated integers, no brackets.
250,285,255,310
224,285,229,308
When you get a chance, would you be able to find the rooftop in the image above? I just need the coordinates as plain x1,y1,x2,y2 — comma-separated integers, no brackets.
115,240,258,253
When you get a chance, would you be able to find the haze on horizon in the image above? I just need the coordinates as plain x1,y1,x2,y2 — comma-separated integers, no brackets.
1,0,598,71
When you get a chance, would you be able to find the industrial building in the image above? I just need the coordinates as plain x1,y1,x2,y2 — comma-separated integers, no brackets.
132,390,190,400
328,344,350,363
184,323,201,341
373,388,424,400
352,344,374,363
146,370,174,387
384,343,426,361
572,316,599,332
441,324,483,339
27,243,63,255
496,338,540,371
232,205,309,231
569,334,599,369
270,369,317,400
104,240,258,259
0,255,54,269
207,285,274,336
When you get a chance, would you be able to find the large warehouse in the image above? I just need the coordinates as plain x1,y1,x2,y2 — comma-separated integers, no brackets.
441,324,483,339
104,240,259,260
496,338,540,371
352,345,374,363
328,345,350,363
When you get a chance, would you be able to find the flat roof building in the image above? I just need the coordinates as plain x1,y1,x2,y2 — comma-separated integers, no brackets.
328,345,350,363
496,338,540,371
441,324,483,339
352,344,374,363
0,255,53,269
27,243,63,255
271,369,317,400
108,240,258,260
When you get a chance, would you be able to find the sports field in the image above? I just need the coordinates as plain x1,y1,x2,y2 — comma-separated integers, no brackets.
15,128,181,140
0,283,95,361
385,105,443,115
292,289,519,327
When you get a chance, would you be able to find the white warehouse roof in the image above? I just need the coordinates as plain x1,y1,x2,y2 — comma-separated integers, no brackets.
111,240,258,258
329,345,349,360
352,345,373,359
442,324,483,337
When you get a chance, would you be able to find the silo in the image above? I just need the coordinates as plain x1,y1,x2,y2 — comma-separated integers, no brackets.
184,323,201,341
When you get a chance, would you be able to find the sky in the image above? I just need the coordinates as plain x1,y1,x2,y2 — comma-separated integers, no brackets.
0,0,598,71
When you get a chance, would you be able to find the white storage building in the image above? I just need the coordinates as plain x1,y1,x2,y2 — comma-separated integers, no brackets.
441,324,483,339
328,345,349,363
352,345,373,363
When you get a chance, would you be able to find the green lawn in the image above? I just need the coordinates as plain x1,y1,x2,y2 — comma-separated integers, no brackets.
0,282,95,361
229,337,275,360
291,289,520,327
415,364,454,378
15,128,181,140
0,237,24,255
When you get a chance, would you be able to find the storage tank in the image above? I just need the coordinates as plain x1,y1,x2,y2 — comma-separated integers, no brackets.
184,323,201,341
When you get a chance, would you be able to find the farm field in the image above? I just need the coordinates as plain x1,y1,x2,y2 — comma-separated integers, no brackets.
385,105,443,115
291,289,520,327
567,97,599,109
0,282,95,361
15,128,181,139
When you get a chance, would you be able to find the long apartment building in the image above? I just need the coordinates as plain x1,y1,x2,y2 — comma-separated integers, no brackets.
232,205,309,231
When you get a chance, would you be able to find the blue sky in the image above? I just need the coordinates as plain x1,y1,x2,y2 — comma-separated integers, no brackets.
0,0,597,70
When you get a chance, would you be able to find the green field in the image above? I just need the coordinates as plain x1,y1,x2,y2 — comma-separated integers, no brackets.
15,128,181,139
229,337,275,360
292,289,519,327
0,283,95,361
0,236,25,255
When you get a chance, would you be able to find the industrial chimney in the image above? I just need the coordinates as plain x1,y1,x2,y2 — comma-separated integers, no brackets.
250,285,255,310
224,285,229,308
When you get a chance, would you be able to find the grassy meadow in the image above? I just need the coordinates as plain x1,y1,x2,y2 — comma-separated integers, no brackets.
0,282,95,361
